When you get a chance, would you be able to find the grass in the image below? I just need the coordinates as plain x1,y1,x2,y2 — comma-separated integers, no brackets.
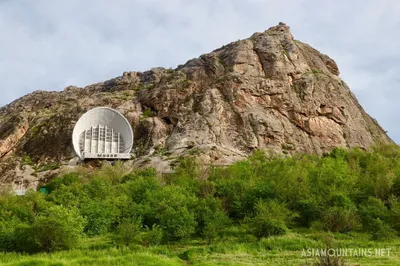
0,249,181,266
1,230,399,266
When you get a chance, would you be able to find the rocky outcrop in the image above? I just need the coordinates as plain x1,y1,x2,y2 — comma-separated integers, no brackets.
0,23,392,187
0,115,29,158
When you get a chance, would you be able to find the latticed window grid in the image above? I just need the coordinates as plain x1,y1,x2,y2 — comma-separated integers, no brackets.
79,125,126,155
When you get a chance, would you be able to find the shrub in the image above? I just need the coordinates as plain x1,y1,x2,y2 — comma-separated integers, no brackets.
140,225,163,246
318,194,359,233
44,173,80,193
80,200,120,235
319,194,360,233
113,219,142,246
46,182,83,208
359,197,390,231
369,218,396,240
147,186,198,240
121,170,160,204
113,219,163,247
326,147,348,160
389,197,400,233
195,197,231,242
165,158,203,195
159,206,197,240
211,160,261,220
392,177,400,197
296,198,321,227
121,167,158,184
0,220,22,252
96,161,129,184
244,199,293,238
13,223,38,253
320,206,360,233
31,206,86,252
0,220,40,253
357,196,397,239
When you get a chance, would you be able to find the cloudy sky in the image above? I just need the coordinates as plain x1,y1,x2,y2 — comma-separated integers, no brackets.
1,0,399,142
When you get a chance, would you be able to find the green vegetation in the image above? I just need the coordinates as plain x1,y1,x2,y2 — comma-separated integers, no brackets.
20,154,34,167
130,83,155,91
180,78,191,89
37,162,60,172
282,49,290,58
311,69,324,75
2,144,400,265
141,109,154,119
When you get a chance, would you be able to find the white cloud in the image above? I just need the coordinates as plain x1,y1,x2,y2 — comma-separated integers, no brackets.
0,0,399,141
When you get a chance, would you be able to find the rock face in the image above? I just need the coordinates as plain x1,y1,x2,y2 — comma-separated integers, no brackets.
0,23,392,187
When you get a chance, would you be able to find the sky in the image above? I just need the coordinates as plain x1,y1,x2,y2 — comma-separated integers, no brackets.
0,0,399,142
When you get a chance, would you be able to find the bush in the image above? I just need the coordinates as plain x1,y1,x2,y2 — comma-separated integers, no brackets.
0,220,22,252
194,196,230,242
319,194,360,233
296,198,321,227
326,147,348,160
121,168,158,184
140,225,163,246
389,197,400,233
202,217,226,243
44,172,80,194
46,182,83,208
319,206,360,233
244,200,293,238
370,218,396,240
80,200,120,235
121,171,160,204
392,177,400,197
113,219,142,246
159,206,197,240
13,223,38,253
113,219,163,247
359,197,390,231
31,206,86,252
147,186,198,240
0,191,49,224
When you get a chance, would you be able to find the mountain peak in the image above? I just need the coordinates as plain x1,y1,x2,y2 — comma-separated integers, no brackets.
267,22,292,34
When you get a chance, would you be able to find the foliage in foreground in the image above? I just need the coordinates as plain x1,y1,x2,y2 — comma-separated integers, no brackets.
1,144,400,254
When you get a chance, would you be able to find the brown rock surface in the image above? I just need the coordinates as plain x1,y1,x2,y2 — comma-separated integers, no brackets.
0,23,392,187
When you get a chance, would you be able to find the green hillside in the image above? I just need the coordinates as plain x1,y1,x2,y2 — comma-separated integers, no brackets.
1,144,400,265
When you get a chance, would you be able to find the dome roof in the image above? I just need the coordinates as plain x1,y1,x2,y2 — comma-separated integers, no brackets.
72,107,133,160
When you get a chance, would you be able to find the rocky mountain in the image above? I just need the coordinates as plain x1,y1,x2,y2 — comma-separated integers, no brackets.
0,23,392,189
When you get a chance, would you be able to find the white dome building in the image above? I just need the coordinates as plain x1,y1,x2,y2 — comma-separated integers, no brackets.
72,107,133,160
